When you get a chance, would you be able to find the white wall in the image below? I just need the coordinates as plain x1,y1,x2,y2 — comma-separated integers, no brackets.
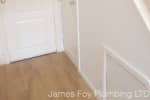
0,5,3,64
0,5,7,65
54,0,64,52
62,0,79,66
0,16,3,64
78,0,150,91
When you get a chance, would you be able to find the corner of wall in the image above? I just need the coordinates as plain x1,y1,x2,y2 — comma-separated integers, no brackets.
64,50,79,68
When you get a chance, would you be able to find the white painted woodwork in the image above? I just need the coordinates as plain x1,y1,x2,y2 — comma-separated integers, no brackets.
3,0,57,62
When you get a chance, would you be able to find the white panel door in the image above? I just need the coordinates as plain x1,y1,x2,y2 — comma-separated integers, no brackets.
3,0,56,62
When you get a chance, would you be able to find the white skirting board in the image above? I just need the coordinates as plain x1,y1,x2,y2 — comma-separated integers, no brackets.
103,45,150,89
78,70,102,100
76,44,150,100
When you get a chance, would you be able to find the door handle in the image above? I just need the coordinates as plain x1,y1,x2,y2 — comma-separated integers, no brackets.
1,0,6,4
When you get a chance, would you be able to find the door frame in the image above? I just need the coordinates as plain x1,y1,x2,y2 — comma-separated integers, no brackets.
0,0,64,64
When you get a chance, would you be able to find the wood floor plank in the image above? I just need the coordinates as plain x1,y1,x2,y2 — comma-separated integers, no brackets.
0,53,97,100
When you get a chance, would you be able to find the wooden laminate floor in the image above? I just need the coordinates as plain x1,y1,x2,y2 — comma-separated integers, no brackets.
0,53,97,100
